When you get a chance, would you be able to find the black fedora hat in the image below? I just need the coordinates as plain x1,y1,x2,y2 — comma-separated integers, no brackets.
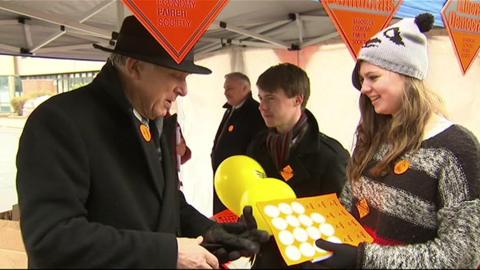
93,15,211,74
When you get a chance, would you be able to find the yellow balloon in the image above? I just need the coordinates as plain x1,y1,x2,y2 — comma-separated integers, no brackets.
240,178,296,235
214,155,266,215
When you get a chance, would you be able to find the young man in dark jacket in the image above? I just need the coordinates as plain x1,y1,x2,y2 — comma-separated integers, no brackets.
247,63,349,268
16,15,268,268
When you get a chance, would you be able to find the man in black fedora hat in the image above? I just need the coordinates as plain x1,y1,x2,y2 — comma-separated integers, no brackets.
16,15,268,268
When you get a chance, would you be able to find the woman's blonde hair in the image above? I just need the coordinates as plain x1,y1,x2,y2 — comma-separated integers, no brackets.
348,75,444,181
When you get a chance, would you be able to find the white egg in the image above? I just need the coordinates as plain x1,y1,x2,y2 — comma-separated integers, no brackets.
272,217,288,230
278,230,294,245
306,226,320,240
286,215,300,227
285,245,301,261
263,205,280,218
298,214,313,227
293,227,308,242
319,223,335,236
278,203,293,215
291,201,305,214
310,213,326,224
299,242,315,257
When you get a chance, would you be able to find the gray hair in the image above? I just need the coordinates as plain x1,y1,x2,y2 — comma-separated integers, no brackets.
108,53,128,67
224,72,250,87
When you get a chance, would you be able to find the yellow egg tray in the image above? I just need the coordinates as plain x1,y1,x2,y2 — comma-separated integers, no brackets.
257,193,373,266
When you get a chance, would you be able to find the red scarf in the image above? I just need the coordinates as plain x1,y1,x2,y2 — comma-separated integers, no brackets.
266,112,308,171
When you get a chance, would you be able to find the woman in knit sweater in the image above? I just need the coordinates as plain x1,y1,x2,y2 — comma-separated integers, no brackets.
315,13,480,268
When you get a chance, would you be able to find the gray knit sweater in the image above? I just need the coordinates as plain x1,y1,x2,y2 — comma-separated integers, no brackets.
341,125,480,269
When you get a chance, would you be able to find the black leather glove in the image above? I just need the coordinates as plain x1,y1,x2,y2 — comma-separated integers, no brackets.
201,206,270,263
314,239,360,269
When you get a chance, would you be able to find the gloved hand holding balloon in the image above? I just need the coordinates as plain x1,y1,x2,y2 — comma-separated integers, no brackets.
214,155,297,235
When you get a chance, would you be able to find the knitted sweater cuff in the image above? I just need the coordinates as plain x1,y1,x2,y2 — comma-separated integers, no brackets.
356,242,366,269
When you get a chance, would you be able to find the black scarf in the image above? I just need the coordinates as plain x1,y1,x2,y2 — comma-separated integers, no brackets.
266,111,309,171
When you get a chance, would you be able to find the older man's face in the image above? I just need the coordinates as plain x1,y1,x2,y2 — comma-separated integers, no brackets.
130,62,189,120
224,78,249,107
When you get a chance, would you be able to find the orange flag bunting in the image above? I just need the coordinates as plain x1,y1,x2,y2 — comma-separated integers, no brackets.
122,0,229,63
442,0,480,75
321,0,403,60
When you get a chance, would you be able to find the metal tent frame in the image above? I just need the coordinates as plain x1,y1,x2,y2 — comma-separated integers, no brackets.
0,0,446,61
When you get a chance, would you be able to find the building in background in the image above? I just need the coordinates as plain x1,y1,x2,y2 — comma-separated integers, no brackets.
0,55,103,114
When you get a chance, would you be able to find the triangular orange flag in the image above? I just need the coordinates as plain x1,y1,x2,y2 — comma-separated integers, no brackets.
321,0,403,60
441,0,480,75
122,0,229,63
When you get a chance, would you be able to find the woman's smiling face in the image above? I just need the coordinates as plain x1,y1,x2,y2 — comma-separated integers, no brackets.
358,61,406,116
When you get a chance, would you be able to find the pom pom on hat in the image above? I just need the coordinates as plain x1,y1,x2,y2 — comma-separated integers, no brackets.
415,13,434,33
352,13,434,90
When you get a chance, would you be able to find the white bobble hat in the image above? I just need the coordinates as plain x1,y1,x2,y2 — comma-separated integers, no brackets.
352,13,434,90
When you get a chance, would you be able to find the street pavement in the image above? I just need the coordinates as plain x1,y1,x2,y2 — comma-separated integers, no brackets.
0,116,26,212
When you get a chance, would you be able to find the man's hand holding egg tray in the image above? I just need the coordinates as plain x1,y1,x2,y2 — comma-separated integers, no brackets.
201,206,270,263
